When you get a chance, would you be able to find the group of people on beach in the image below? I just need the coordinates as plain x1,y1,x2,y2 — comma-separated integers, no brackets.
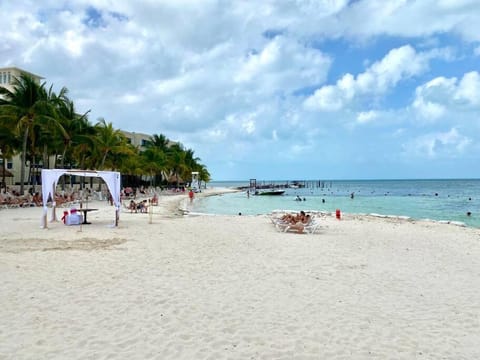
280,210,312,233
128,199,149,213
0,188,43,207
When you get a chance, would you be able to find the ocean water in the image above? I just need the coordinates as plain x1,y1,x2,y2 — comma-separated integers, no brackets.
192,179,480,228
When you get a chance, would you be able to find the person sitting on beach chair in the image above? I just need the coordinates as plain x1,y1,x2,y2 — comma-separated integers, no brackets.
136,199,149,213
286,214,312,234
273,211,305,231
274,211,311,234
280,210,305,223
128,200,137,213
32,192,42,206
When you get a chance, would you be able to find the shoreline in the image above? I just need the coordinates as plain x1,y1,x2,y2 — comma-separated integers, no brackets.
184,187,476,229
1,192,480,358
0,185,475,230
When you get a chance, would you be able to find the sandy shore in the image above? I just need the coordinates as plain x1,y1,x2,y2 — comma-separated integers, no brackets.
1,190,480,359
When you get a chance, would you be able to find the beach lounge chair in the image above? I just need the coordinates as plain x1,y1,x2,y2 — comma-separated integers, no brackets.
269,212,296,230
282,218,321,234
272,212,322,234
123,201,137,213
299,218,322,234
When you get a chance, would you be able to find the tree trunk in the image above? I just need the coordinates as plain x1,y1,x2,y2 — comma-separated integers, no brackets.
60,149,67,190
43,144,48,169
30,155,36,194
20,127,29,194
101,151,108,169
1,154,6,192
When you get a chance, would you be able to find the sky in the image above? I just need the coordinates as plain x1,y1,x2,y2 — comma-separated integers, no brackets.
2,0,480,181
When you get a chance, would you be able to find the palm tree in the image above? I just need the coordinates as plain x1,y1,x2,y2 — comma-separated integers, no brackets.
0,74,65,193
37,85,70,166
55,95,91,169
197,164,211,189
143,134,171,185
166,143,189,188
184,148,200,169
149,134,170,151
45,95,93,189
183,148,201,184
94,118,130,170
0,119,20,192
70,117,96,170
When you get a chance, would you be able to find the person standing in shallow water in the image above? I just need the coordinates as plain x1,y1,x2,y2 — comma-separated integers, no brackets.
188,189,194,203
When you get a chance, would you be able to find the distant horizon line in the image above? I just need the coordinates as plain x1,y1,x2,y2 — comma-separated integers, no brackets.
208,177,480,182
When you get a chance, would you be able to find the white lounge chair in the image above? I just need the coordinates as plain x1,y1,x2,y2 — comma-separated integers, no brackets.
281,215,323,234
282,218,321,234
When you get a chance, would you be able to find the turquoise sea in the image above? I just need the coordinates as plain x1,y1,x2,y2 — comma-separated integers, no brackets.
192,179,480,228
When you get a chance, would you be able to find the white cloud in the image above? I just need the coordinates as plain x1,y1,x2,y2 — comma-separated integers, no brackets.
404,128,471,158
412,99,446,120
272,129,278,141
455,71,480,106
304,45,432,111
334,0,480,42
241,119,256,135
234,36,331,95
413,71,480,120
63,30,89,57
118,93,142,105
304,85,343,111
357,111,379,124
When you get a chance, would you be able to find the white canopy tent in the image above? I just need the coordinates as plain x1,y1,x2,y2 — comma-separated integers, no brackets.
41,169,121,228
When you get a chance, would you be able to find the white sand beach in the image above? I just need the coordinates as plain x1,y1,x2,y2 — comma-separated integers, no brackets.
1,190,480,359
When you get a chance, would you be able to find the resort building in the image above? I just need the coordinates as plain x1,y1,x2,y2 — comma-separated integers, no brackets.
122,131,176,151
0,66,44,92
122,131,152,151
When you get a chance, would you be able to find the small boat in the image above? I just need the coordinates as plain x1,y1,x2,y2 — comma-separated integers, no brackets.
255,189,285,196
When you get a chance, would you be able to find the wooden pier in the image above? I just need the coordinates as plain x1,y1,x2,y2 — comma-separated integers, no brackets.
246,179,333,191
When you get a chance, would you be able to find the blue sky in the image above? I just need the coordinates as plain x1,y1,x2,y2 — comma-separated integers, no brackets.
2,0,480,180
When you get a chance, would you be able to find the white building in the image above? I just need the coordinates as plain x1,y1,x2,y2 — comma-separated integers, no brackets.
0,66,43,92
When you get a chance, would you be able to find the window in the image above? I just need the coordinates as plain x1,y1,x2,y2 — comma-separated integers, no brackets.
126,138,132,144
7,162,13,169
141,139,148,146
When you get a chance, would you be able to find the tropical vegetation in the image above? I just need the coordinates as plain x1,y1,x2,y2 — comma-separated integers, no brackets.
0,73,210,193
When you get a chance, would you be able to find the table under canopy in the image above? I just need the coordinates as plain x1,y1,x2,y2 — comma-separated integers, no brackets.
40,169,121,228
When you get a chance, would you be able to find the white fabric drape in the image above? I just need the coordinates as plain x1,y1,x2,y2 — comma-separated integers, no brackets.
41,169,121,228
